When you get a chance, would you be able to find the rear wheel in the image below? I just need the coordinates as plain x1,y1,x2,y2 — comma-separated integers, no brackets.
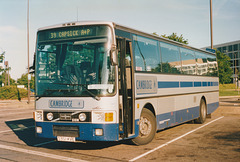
195,99,207,124
131,108,156,145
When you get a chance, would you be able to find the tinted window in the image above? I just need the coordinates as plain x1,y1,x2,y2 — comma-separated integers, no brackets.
228,53,233,59
133,35,160,72
160,42,181,74
223,46,227,53
195,52,208,76
217,47,222,53
233,52,238,59
233,44,238,51
180,48,196,75
228,45,232,52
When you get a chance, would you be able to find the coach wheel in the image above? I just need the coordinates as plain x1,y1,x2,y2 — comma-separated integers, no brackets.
131,108,156,145
195,99,207,124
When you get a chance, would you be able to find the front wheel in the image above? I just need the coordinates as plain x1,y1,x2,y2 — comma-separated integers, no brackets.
195,99,207,124
131,108,156,145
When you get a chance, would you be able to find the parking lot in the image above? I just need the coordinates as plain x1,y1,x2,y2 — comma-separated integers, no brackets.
0,97,239,161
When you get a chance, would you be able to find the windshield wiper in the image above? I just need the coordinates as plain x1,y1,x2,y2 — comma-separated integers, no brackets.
55,83,101,101
43,89,75,96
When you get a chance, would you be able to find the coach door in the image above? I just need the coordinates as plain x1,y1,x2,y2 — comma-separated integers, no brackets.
117,38,135,138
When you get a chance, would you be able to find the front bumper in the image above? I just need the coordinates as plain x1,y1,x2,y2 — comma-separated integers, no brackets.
35,122,119,141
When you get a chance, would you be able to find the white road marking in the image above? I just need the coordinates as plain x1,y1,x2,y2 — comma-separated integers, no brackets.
5,117,33,122
0,125,56,147
0,129,12,134
129,116,224,162
0,144,88,162
34,140,56,147
0,111,32,117
0,126,35,134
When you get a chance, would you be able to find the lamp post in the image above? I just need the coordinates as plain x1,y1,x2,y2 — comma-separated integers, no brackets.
210,0,213,49
4,61,8,86
234,53,238,91
27,0,30,103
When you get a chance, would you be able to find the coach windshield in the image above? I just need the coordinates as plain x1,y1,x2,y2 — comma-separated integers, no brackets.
35,25,115,97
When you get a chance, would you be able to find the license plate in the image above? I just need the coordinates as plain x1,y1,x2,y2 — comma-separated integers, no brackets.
57,136,75,142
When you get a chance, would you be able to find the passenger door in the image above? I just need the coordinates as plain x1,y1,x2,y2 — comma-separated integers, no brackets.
117,38,135,138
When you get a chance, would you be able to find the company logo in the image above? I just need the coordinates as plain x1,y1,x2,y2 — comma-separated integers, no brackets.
136,76,157,95
49,100,84,108
49,100,72,108
136,80,156,90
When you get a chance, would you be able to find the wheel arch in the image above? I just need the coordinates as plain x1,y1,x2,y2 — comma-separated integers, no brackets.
143,102,156,117
201,95,207,111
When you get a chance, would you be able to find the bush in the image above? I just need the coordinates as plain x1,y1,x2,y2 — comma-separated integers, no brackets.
0,86,28,100
219,84,236,90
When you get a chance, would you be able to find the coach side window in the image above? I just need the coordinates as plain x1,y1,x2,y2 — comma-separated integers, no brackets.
180,48,196,75
160,42,181,74
133,35,160,72
195,52,208,76
207,55,218,76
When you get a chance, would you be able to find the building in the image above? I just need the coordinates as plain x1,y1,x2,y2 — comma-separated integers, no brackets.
204,40,240,82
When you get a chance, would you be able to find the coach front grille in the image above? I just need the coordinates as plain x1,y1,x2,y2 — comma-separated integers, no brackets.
53,125,79,137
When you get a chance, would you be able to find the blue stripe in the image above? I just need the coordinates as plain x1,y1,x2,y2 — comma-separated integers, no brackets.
156,102,219,130
157,81,218,89
158,81,179,88
208,102,219,114
202,82,208,86
212,82,219,86
194,82,201,87
180,82,193,87
208,82,211,86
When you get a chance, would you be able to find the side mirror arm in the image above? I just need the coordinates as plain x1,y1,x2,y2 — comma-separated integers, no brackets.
110,44,118,66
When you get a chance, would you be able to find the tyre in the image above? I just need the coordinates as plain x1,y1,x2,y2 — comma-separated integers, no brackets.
131,108,156,145
195,99,207,124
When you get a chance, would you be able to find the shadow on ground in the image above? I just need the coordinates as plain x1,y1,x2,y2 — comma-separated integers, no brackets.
5,118,131,150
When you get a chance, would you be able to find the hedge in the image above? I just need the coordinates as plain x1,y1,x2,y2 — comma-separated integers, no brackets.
0,86,28,100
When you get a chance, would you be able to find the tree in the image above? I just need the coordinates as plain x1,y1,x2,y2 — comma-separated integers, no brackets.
17,73,35,90
216,50,233,84
0,71,16,87
0,52,5,73
152,32,189,44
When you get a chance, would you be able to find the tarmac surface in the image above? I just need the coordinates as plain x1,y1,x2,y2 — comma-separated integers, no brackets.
0,97,239,161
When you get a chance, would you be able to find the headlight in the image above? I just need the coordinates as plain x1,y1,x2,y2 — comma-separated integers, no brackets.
79,113,87,122
35,110,43,121
47,112,53,121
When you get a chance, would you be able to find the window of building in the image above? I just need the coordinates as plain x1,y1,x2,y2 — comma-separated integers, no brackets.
217,47,222,53
233,52,238,60
233,44,238,51
228,53,233,59
232,59,239,67
223,46,227,53
228,45,233,52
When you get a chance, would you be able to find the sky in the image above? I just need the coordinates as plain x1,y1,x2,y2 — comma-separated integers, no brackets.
0,0,239,80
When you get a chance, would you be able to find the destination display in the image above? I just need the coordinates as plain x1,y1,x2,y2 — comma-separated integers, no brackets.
49,28,93,40
38,25,110,42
